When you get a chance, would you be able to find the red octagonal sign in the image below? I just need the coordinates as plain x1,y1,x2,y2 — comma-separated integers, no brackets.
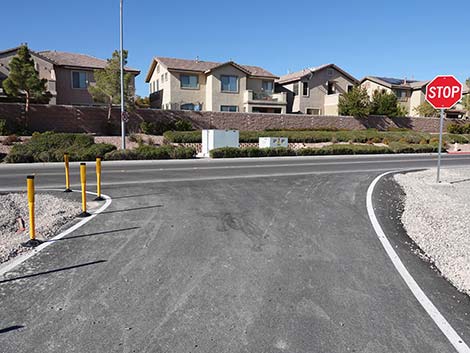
425,75,463,109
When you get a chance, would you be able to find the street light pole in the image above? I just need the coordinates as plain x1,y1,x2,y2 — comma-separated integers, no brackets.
119,0,126,150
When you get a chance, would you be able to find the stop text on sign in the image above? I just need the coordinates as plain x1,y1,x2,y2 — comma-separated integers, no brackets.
427,86,460,99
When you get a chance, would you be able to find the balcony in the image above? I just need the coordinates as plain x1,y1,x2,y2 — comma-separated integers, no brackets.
244,90,287,104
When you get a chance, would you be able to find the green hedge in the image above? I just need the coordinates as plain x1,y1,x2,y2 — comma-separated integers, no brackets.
104,145,196,160
5,132,116,163
447,123,470,134
164,130,444,144
209,143,443,158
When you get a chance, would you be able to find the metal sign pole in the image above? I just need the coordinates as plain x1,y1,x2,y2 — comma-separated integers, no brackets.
436,108,444,183
120,0,126,150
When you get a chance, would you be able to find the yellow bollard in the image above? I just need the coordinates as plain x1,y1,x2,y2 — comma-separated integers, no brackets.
22,175,42,247
94,157,104,201
64,153,72,192
78,163,90,217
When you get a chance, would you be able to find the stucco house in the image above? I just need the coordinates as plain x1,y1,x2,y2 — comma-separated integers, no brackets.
360,76,429,117
145,57,287,113
0,46,140,106
275,64,358,115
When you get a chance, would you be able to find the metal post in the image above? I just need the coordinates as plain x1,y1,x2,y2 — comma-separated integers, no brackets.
436,108,444,183
120,0,126,150
22,175,42,247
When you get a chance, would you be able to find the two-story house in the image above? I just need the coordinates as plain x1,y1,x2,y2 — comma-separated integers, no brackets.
145,57,287,113
275,64,358,115
0,46,140,106
360,76,428,117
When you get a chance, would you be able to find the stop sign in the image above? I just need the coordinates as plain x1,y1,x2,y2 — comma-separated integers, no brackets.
425,75,463,109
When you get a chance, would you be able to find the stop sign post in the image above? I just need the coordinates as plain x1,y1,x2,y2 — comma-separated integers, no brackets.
425,75,463,183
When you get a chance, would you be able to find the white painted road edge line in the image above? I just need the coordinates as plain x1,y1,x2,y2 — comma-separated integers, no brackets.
366,171,470,353
0,189,112,277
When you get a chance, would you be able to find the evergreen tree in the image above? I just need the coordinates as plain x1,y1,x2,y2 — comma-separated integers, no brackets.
88,50,135,121
413,101,440,117
338,86,370,117
370,89,403,117
2,45,49,112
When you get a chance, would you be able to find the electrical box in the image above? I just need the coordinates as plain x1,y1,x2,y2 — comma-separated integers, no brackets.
259,137,288,148
201,129,239,157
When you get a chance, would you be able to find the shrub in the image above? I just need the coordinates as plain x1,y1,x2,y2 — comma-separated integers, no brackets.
163,130,201,143
2,134,20,145
0,119,8,135
128,133,144,145
210,147,242,158
5,132,116,163
104,145,195,160
174,119,193,131
104,149,140,160
140,121,182,135
447,123,470,134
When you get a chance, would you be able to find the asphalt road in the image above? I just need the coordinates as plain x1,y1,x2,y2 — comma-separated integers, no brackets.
1,154,470,353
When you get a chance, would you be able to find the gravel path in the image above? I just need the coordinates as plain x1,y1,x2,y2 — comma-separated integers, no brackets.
395,168,470,295
0,193,80,264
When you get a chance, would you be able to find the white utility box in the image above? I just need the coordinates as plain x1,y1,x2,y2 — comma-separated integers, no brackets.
201,129,239,157
259,137,288,148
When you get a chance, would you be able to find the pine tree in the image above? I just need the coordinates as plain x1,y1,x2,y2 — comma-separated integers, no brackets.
88,50,135,121
2,45,49,112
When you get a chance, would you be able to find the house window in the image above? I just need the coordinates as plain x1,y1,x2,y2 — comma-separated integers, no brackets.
262,81,273,92
181,103,195,111
161,74,164,82
347,85,353,92
327,68,334,76
293,82,299,96
157,64,160,73
155,79,159,91
221,105,238,112
72,71,87,89
306,108,321,115
327,81,335,95
302,82,309,96
180,74,199,89
165,73,168,82
221,75,238,92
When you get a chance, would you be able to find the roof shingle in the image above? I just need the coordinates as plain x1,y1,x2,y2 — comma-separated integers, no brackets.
147,57,278,81
38,50,140,73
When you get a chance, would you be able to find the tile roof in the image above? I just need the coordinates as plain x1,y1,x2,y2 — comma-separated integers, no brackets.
38,50,140,73
146,57,278,81
277,64,358,84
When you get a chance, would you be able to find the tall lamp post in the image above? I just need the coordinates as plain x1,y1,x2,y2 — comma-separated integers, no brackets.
120,0,126,149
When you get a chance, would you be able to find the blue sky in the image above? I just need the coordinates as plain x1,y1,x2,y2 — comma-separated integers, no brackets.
2,0,469,96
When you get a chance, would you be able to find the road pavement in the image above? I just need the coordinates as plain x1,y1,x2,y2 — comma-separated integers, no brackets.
1,154,470,353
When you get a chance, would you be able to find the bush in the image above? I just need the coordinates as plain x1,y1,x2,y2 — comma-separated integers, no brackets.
104,145,196,160
2,134,20,145
210,147,242,158
0,119,8,136
5,132,117,163
140,121,158,135
164,130,437,145
447,123,470,134
174,120,193,131
104,149,140,160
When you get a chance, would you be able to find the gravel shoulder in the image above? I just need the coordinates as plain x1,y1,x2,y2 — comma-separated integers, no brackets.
395,168,470,296
0,192,80,264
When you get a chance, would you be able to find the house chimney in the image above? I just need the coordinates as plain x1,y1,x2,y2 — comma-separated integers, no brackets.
196,56,200,63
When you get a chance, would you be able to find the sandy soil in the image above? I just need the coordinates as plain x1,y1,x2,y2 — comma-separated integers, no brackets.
0,193,80,264
395,168,470,295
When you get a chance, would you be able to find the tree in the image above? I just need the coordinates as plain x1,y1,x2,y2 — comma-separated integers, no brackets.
461,78,470,113
413,101,440,117
338,86,370,117
370,89,404,117
135,95,150,108
88,50,135,121
2,45,49,112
